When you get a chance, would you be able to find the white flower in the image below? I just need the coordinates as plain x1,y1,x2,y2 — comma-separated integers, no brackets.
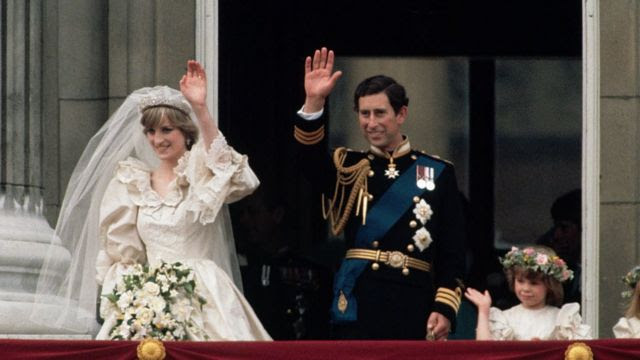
143,281,161,296
135,307,154,325
413,199,433,225
116,291,134,311
149,296,167,314
153,312,173,329
171,298,194,322
117,324,131,339
131,319,148,335
173,325,186,339
133,290,149,307
99,296,117,319
412,227,433,252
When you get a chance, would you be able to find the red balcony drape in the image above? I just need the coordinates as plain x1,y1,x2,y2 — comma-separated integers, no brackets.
2,339,640,360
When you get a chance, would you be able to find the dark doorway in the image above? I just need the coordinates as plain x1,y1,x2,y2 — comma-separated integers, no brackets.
219,0,581,339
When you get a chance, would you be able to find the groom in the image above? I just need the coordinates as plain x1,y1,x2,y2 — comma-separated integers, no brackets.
293,47,466,340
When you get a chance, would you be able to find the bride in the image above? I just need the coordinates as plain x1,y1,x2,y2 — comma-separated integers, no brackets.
33,60,271,340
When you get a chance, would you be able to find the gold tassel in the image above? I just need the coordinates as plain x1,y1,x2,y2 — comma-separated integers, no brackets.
322,147,371,235
362,192,368,225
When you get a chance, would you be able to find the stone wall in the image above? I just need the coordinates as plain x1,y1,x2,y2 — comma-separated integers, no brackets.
43,0,195,226
599,0,640,337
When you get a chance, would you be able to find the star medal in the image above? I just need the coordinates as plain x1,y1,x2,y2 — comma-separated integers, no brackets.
385,158,400,179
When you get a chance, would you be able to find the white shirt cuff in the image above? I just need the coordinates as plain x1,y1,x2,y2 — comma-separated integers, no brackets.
297,106,323,121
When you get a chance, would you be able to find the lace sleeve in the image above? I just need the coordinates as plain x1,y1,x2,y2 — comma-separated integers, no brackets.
551,302,592,340
489,307,515,340
177,132,259,224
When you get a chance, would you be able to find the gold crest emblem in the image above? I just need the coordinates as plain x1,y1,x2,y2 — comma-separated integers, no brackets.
338,291,348,313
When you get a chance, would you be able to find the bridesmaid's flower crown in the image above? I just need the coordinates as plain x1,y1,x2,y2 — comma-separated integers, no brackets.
621,265,640,298
500,246,573,283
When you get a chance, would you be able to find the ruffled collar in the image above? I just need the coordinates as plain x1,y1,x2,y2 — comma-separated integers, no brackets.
116,156,189,207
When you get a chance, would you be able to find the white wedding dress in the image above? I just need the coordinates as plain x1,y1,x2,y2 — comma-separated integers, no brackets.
95,134,271,340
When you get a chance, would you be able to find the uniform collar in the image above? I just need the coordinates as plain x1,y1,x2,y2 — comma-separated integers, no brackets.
369,135,411,159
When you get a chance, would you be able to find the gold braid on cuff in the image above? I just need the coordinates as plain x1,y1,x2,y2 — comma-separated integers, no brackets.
294,125,325,145
434,287,462,314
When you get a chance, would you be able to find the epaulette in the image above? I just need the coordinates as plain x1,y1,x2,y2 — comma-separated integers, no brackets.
419,150,454,166
332,147,367,164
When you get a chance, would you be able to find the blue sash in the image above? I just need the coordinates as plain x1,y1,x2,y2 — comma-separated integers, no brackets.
330,155,445,323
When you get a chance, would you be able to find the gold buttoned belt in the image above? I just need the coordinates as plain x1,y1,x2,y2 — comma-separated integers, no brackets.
345,248,431,275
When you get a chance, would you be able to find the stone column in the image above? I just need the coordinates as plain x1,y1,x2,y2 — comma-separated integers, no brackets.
598,0,640,337
0,0,77,337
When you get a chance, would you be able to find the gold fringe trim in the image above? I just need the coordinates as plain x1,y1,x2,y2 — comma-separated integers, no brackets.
322,147,371,235
294,125,325,145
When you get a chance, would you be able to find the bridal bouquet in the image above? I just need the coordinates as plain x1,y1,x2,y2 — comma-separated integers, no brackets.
102,261,208,340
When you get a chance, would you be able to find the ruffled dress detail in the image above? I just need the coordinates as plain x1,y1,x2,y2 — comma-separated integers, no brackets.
613,316,640,338
95,134,269,340
488,303,591,340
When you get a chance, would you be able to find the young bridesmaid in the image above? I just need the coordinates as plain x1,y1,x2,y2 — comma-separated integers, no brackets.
465,246,591,340
612,265,640,338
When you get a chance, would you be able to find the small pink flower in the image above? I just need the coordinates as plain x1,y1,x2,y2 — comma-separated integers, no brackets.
523,248,535,256
554,258,565,266
535,254,549,265
562,270,571,280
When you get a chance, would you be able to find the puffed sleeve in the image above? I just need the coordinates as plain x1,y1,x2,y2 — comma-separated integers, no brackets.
612,316,640,338
95,175,146,288
550,303,592,340
178,131,259,224
489,307,515,340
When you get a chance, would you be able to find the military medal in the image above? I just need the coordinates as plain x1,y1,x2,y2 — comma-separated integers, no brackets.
385,158,400,179
426,167,435,191
416,165,427,189
417,166,436,190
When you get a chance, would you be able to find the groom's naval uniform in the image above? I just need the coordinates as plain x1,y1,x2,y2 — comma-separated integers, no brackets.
294,112,466,339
